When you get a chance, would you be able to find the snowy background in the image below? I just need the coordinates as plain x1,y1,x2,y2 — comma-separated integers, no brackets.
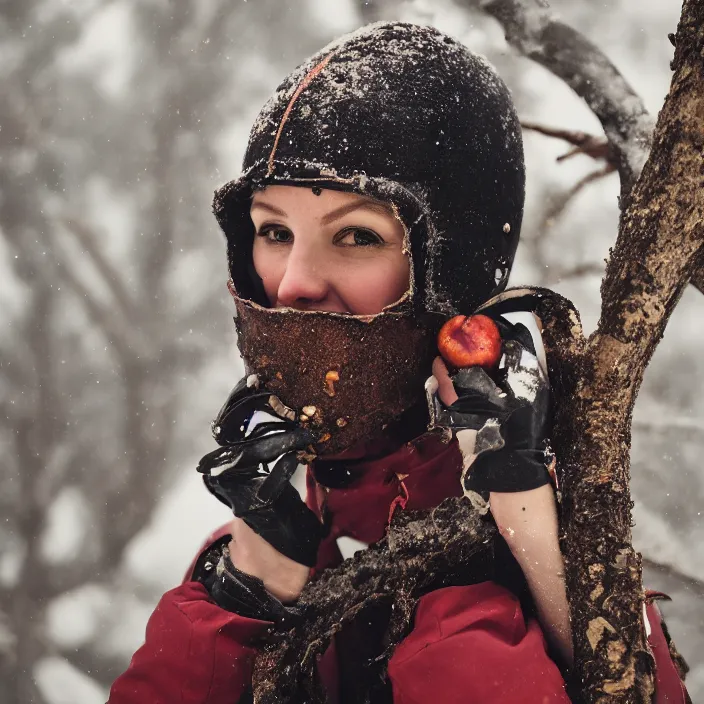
1,0,700,702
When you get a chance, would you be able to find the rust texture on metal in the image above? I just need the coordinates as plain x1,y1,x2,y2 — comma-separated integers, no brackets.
234,297,438,455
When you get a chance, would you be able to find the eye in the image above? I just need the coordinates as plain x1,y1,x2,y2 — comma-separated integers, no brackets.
257,226,292,244
335,227,383,247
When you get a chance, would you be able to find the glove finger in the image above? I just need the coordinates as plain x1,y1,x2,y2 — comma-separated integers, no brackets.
451,366,504,403
197,445,261,478
211,377,253,428
215,390,297,444
246,420,294,441
232,426,316,466
204,452,300,508
426,367,511,431
257,452,299,504
201,470,256,511
199,377,325,568
448,366,512,424
241,482,325,567
203,456,324,566
197,426,316,476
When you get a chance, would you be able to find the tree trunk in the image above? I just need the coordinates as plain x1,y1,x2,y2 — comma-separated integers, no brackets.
553,1,704,700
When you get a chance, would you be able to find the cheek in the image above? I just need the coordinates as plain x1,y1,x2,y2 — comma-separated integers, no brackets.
341,255,410,314
252,241,282,294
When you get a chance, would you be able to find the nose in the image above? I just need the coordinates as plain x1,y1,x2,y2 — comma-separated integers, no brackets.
274,242,331,309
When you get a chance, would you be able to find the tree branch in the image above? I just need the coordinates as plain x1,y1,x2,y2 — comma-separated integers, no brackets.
522,121,614,166
0,348,34,394
58,216,140,322
50,244,148,361
538,165,616,237
253,497,496,703
462,0,654,197
523,119,704,297
553,1,704,700
634,417,704,434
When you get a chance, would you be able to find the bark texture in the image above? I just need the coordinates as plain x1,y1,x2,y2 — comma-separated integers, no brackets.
554,2,704,700
252,497,495,703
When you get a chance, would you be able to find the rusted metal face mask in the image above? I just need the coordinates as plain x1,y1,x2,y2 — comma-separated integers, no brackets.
232,299,438,456
213,22,525,456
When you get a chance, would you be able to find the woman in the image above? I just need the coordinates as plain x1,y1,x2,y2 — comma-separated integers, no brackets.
109,22,689,704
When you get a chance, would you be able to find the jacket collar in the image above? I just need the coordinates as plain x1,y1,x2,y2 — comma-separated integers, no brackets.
307,433,463,569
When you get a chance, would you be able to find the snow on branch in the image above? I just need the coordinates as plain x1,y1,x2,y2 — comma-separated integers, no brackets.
463,0,655,197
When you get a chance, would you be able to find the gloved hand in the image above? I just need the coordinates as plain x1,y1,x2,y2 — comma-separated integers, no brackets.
197,374,325,568
426,291,553,502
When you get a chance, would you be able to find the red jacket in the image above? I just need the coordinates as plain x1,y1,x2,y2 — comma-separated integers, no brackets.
108,435,688,703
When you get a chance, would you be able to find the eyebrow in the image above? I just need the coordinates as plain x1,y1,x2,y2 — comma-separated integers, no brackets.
250,198,395,224
250,201,288,217
320,200,394,225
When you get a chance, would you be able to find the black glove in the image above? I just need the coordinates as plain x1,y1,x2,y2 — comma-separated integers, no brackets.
192,534,302,626
197,375,325,567
426,291,553,500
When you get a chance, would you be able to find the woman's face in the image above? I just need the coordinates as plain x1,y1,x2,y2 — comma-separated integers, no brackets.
250,186,410,315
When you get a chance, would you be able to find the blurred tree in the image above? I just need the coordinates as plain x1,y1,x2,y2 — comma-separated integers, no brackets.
2,0,701,701
0,0,323,700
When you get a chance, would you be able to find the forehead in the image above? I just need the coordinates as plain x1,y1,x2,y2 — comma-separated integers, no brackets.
250,185,395,217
